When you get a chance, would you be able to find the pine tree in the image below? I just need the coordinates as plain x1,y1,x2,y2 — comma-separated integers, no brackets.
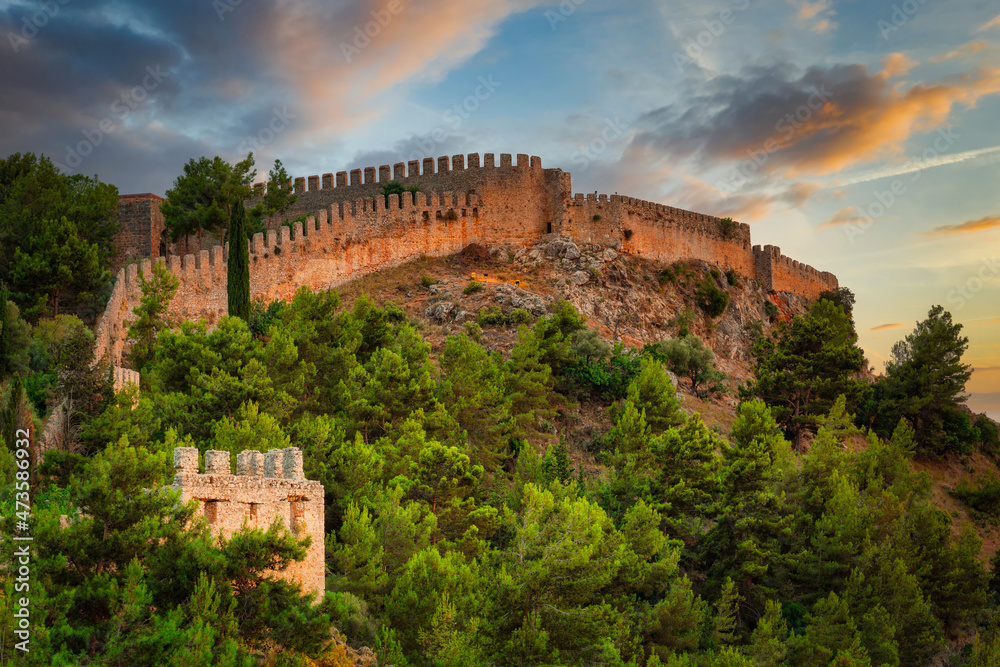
741,298,865,449
227,199,251,321
787,592,870,667
748,600,789,667
125,260,179,372
877,305,973,454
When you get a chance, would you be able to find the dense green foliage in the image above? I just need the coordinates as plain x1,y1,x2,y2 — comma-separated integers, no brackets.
742,298,866,449
647,335,726,397
4,288,998,666
864,305,975,455
161,153,256,247
695,277,728,318
255,159,298,229
126,260,179,373
0,153,118,319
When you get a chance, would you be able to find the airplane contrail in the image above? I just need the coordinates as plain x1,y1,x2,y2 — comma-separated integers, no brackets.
831,144,1000,187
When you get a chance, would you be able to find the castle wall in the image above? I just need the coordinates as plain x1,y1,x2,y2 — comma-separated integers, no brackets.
753,244,838,299
561,194,756,276
171,446,326,599
98,153,840,373
259,153,563,243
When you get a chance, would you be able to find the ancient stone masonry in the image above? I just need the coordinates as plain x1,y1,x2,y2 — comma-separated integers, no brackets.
115,194,166,272
171,446,325,599
103,152,838,369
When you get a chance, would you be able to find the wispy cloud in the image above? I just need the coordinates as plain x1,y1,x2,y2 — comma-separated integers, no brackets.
818,205,865,229
871,323,903,332
788,0,837,33
929,40,991,63
979,15,1000,32
921,215,1000,237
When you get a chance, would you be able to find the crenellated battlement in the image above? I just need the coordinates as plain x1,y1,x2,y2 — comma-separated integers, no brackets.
261,152,554,222
171,446,324,599
276,153,543,195
104,152,838,379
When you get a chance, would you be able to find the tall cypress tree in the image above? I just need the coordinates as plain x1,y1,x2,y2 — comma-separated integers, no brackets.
227,200,251,321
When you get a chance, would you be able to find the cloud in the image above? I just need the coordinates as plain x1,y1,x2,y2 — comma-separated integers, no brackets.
921,215,1000,237
979,15,1000,31
0,0,545,194
818,206,866,229
871,323,903,332
627,59,1000,184
929,40,991,63
883,53,917,77
788,0,837,33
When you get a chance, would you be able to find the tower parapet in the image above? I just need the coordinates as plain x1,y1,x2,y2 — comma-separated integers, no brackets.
171,446,325,599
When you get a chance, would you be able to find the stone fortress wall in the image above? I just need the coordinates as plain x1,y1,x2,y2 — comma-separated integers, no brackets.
97,152,839,371
171,446,325,598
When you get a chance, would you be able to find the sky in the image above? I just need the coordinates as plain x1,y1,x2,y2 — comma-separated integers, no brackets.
1,0,998,418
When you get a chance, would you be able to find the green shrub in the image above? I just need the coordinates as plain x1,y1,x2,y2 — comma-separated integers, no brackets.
672,308,696,338
593,214,602,222
420,274,434,288
565,343,642,400
248,298,286,337
718,217,738,239
463,321,482,341
477,305,504,327
623,229,634,240
725,269,738,286
464,280,483,295
764,300,779,320
509,308,533,325
658,267,676,284
648,335,728,397
696,278,729,318
977,414,1000,461
953,473,1000,516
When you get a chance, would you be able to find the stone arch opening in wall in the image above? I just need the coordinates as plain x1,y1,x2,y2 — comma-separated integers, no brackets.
159,229,169,258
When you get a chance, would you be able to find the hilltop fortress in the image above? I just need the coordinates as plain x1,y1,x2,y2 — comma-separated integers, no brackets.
98,152,838,372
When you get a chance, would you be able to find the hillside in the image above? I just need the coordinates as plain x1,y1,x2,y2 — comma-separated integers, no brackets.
335,236,1000,562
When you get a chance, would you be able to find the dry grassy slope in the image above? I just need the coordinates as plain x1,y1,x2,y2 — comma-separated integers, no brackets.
333,237,1000,560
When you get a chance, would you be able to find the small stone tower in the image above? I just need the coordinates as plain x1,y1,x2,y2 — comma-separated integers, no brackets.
171,447,325,598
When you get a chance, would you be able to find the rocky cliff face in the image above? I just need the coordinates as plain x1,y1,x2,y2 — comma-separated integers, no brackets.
411,237,815,386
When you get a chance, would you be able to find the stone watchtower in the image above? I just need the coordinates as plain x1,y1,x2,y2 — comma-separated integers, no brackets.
171,447,325,598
